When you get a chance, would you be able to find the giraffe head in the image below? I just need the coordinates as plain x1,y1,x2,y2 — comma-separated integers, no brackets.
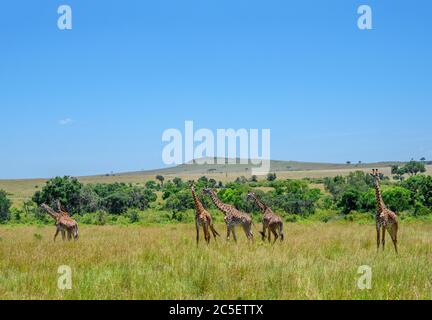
371,169,381,182
188,180,195,190
202,187,213,196
247,192,256,202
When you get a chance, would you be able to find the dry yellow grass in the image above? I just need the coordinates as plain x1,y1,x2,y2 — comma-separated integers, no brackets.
0,222,431,300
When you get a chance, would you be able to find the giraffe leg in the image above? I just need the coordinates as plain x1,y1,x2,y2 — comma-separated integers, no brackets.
195,222,200,245
271,228,278,244
279,223,284,241
73,225,79,240
67,230,72,241
267,228,271,243
259,226,266,241
53,228,60,242
376,224,381,252
226,225,231,241
242,224,251,240
381,226,386,251
389,223,398,254
203,224,210,244
249,227,254,241
232,227,238,243
210,224,220,239
61,230,66,241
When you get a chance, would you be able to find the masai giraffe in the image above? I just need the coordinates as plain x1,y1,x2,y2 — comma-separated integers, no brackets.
203,188,253,242
190,183,220,244
371,169,398,253
247,192,284,243
40,203,79,241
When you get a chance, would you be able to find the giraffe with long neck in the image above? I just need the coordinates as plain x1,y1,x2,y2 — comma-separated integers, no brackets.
190,183,220,244
40,202,79,241
371,169,398,253
247,192,284,243
203,188,253,242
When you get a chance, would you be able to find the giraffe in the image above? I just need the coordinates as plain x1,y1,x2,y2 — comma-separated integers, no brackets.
190,183,220,244
203,188,253,242
40,203,79,241
371,169,398,253
247,192,284,243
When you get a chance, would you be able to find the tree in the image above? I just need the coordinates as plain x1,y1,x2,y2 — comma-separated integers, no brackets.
266,173,277,182
420,157,426,162
172,177,184,188
269,180,321,215
337,188,362,214
381,186,411,212
145,180,158,190
156,175,165,187
391,165,406,181
235,176,248,184
128,187,157,210
324,171,373,200
102,192,130,214
0,190,12,223
402,175,432,208
404,161,426,176
91,183,157,214
79,185,100,212
32,176,83,214
164,189,194,212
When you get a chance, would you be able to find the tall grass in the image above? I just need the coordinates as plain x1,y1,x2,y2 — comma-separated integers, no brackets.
0,223,431,299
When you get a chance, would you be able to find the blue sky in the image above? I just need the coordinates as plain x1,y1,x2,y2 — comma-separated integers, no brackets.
1,0,431,179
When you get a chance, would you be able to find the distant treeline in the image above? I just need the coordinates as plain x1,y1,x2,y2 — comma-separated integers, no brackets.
0,161,431,225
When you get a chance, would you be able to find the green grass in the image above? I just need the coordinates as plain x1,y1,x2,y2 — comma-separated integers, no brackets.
1,222,431,299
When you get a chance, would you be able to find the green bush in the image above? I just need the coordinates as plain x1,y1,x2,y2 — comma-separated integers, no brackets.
337,188,362,214
0,190,12,223
32,176,83,214
401,175,432,208
381,186,411,212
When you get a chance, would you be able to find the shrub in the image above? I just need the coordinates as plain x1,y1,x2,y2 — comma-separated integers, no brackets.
124,209,140,223
0,190,12,223
324,171,373,201
381,186,411,212
266,173,277,182
32,176,83,214
337,188,362,214
401,175,432,208
164,189,195,212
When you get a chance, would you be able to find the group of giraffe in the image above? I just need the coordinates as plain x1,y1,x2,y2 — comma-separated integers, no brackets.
190,182,284,244
40,200,79,241
191,169,399,253
38,169,398,254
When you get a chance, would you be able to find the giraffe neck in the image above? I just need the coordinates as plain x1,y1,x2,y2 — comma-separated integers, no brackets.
191,188,205,213
374,181,386,212
42,205,60,220
251,195,267,213
208,191,229,215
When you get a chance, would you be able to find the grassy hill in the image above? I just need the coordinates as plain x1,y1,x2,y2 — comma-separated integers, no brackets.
121,158,406,176
1,158,430,207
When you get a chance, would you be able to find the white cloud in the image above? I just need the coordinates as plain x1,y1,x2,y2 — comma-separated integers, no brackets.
59,118,73,125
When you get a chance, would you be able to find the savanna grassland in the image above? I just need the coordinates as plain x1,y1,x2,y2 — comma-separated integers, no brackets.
1,222,431,300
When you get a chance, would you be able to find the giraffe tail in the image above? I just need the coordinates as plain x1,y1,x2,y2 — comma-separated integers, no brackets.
279,222,284,241
74,225,79,240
